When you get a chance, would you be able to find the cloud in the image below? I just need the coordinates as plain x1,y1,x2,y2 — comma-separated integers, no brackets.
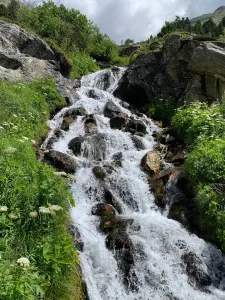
63,0,225,43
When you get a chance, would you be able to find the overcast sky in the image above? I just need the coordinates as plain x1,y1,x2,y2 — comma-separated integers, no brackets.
62,0,225,43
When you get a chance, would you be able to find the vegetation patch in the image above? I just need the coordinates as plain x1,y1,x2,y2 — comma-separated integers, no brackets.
0,78,84,299
172,102,225,251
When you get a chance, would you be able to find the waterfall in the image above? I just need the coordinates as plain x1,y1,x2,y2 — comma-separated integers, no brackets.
44,67,225,300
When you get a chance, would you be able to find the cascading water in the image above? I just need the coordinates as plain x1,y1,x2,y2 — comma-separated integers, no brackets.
44,68,225,300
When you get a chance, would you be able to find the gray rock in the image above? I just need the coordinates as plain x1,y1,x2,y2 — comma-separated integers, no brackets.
114,36,225,109
68,137,85,156
45,150,76,173
182,252,212,286
104,101,123,118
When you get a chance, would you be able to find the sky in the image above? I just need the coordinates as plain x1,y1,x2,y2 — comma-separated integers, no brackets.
62,0,225,43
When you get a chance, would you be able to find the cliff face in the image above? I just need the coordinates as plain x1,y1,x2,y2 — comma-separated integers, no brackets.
114,34,225,109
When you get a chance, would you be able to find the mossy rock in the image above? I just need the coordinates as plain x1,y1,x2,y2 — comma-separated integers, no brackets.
61,116,74,131
168,202,186,224
92,166,106,180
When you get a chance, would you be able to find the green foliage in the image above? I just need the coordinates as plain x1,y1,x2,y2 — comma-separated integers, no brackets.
8,0,20,20
0,4,7,17
0,79,83,299
124,38,134,45
69,51,99,79
157,14,224,38
142,98,177,126
172,101,225,251
172,103,225,144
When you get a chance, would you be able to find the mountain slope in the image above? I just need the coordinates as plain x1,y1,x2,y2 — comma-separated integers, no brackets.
191,6,225,24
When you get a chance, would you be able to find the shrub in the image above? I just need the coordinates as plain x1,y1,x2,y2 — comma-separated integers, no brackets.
172,102,225,144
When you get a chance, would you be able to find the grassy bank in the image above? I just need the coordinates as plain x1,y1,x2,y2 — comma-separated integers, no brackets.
172,102,225,251
0,78,84,299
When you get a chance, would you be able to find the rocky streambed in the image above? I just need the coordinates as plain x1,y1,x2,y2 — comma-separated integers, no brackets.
41,67,225,300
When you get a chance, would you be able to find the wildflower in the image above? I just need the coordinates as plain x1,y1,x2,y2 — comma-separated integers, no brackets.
3,147,17,154
39,207,51,214
17,257,30,267
22,136,29,141
30,211,38,218
0,206,8,212
18,139,24,143
31,140,36,144
12,114,17,118
49,205,63,212
8,213,19,220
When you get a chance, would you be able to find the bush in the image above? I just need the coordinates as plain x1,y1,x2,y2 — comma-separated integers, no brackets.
171,101,225,252
69,51,99,79
172,102,225,144
142,97,177,126
185,139,225,183
196,185,225,251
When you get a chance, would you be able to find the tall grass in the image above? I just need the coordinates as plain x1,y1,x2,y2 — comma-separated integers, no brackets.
0,78,84,299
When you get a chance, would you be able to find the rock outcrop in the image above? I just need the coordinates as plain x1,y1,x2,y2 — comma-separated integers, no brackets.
0,20,79,103
114,35,225,108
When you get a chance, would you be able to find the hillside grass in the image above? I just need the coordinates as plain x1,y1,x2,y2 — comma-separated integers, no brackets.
0,78,84,299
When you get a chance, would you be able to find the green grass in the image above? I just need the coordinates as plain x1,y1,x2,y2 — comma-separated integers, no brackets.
0,78,84,299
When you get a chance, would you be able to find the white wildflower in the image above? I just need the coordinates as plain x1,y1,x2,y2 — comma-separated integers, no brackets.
31,140,36,144
18,139,24,143
17,257,30,267
8,213,19,220
22,136,29,141
49,205,63,212
3,147,17,154
0,206,8,212
29,211,38,218
39,207,51,214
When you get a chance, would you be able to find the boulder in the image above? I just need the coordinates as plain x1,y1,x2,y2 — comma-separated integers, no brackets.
182,252,212,286
0,20,70,81
68,137,84,156
104,101,123,118
126,119,147,135
61,116,74,131
91,203,116,217
110,113,128,130
131,135,146,150
44,129,62,150
45,150,76,173
92,166,107,180
104,189,122,214
112,152,123,167
63,106,87,118
84,115,98,134
141,151,161,175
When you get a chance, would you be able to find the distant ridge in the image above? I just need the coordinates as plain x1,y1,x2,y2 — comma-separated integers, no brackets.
191,6,225,25
214,6,225,13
